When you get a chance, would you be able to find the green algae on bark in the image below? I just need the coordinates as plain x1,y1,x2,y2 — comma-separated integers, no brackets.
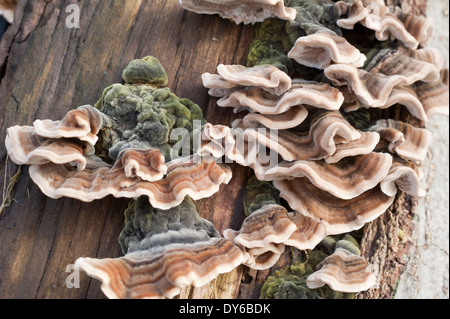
242,176,281,217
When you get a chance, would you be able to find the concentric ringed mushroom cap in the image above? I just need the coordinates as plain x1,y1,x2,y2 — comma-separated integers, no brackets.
380,160,426,198
288,30,367,69
306,237,376,293
5,126,92,171
223,204,297,249
217,81,344,114
199,111,378,169
202,64,292,96
325,64,434,109
284,211,329,251
112,148,168,182
369,119,432,162
29,155,232,210
33,105,103,146
179,0,297,25
242,106,309,130
411,69,449,119
76,197,245,299
337,0,434,49
76,238,245,299
273,178,396,235
254,152,393,200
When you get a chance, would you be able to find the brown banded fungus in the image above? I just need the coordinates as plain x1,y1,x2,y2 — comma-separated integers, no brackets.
76,197,245,299
306,235,377,293
223,178,333,269
5,57,241,299
3,0,448,300
5,57,231,210
202,64,292,97
337,0,434,49
179,0,297,25
259,235,368,299
288,30,367,69
369,119,433,162
194,0,448,298
28,155,231,210
323,47,444,116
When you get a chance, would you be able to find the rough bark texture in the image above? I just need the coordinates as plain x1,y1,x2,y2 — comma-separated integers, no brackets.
0,0,433,300
395,0,449,299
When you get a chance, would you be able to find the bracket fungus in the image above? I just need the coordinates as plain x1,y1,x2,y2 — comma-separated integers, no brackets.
202,64,292,97
28,155,231,210
191,0,448,298
259,236,364,299
323,47,443,113
200,110,380,170
5,126,93,171
5,57,241,299
369,119,432,162
273,178,396,235
288,30,367,69
224,203,297,270
76,197,245,299
306,235,377,293
224,178,333,269
3,0,449,300
216,80,345,114
5,56,231,211
178,0,297,25
337,0,434,49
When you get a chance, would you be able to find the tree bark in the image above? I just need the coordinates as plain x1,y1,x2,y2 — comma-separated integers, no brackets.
0,0,428,299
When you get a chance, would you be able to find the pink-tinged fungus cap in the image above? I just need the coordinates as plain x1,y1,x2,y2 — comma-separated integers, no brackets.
179,0,296,25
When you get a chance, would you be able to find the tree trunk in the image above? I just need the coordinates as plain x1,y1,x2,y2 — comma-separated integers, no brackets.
0,0,428,299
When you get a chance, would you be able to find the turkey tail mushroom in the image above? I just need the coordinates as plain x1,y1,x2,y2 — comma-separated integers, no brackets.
5,126,92,171
76,238,245,299
254,153,393,200
273,178,396,235
369,119,433,162
288,30,367,69
216,81,344,115
33,105,103,146
337,0,434,49
29,155,232,210
202,64,292,96
76,197,245,299
178,0,297,25
306,236,377,293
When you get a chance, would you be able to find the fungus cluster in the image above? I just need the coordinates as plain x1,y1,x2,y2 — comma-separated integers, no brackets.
178,0,297,25
189,0,449,297
76,197,245,299
5,57,240,298
6,58,231,211
259,234,373,298
3,0,449,299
